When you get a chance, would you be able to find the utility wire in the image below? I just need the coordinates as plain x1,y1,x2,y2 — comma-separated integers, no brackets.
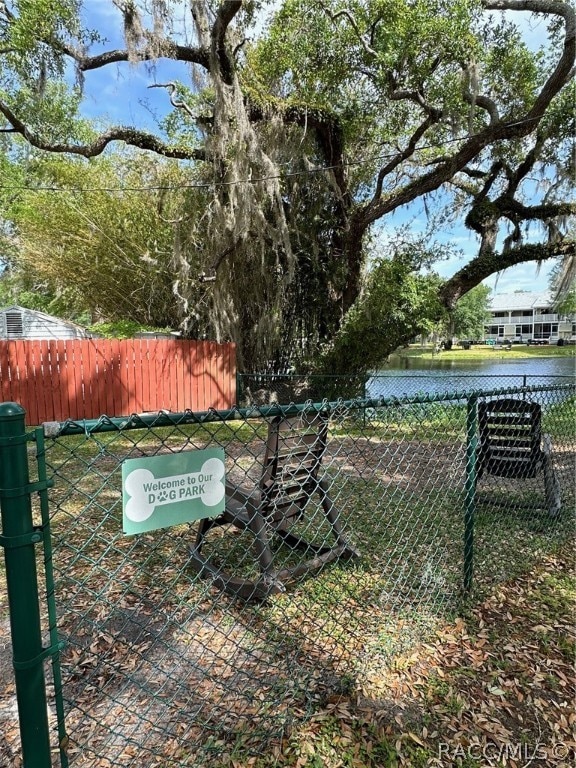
0,117,540,195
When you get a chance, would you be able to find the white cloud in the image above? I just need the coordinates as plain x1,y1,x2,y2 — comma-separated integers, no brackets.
483,261,554,295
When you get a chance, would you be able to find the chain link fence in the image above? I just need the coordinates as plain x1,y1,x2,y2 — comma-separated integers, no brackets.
237,372,575,404
0,383,574,766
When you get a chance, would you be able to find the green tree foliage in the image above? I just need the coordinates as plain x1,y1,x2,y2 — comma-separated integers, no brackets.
0,0,574,372
86,320,172,339
0,151,204,330
0,264,89,322
317,240,444,375
449,284,491,340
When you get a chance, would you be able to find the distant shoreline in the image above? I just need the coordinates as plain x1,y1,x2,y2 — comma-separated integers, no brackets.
393,344,576,363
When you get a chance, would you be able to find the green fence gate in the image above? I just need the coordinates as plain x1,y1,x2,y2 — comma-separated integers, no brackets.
1,384,574,766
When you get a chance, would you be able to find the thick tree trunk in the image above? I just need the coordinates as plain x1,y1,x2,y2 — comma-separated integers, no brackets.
341,219,367,315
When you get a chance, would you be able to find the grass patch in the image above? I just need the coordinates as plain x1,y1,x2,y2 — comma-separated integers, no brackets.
394,343,576,362
333,402,468,441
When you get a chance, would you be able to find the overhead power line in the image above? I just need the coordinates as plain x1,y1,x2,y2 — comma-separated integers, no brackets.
0,116,541,195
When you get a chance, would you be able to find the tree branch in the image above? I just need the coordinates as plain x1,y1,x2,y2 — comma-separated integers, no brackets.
211,0,242,85
462,86,501,125
463,130,572,236
70,43,211,72
1,0,211,71
505,132,545,196
459,167,492,179
0,98,204,160
498,197,576,222
482,0,575,123
463,161,504,233
317,1,378,57
440,240,576,308
149,82,196,119
386,66,445,118
353,0,575,230
372,111,442,203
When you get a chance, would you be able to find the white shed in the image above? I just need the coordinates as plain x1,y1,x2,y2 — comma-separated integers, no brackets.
0,305,89,340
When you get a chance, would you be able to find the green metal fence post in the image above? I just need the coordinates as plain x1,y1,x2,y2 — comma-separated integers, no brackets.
463,394,479,594
0,402,52,767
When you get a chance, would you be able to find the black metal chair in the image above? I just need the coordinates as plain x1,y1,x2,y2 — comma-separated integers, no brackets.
476,398,562,516
189,412,359,600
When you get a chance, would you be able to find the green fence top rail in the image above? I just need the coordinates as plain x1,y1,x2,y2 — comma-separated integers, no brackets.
237,372,574,381
41,382,576,438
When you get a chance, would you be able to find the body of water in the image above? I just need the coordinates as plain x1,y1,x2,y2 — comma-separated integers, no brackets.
367,354,575,399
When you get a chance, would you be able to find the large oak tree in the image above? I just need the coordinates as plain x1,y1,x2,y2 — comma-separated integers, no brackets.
0,0,574,371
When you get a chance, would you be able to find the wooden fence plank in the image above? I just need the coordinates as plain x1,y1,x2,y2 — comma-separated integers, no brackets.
30,342,46,425
146,341,160,414
7,343,19,409
201,341,211,410
0,343,10,404
15,342,31,423
207,341,218,410
41,342,55,423
229,343,237,406
96,339,108,416
178,340,189,412
0,338,236,423
159,340,171,411
99,339,113,417
188,340,199,411
171,340,179,411
134,339,150,411
10,342,24,416
72,340,86,419
50,341,65,422
87,340,98,417
133,339,144,413
25,342,39,426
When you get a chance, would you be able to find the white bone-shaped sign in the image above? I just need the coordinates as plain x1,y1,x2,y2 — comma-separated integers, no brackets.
124,457,225,523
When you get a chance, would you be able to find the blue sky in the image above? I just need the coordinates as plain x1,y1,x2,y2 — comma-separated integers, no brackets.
77,2,556,297
77,3,190,126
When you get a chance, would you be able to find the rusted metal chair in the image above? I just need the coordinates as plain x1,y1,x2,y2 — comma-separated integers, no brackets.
189,411,359,600
476,398,561,516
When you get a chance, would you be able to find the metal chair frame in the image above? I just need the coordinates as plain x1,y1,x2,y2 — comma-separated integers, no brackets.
476,398,562,516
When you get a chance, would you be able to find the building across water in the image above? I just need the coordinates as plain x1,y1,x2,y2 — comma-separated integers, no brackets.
485,291,576,344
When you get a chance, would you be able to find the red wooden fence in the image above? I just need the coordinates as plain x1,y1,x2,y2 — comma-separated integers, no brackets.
0,339,236,424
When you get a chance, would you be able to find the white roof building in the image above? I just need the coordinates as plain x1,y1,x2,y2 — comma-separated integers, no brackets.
489,291,554,312
486,292,575,343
